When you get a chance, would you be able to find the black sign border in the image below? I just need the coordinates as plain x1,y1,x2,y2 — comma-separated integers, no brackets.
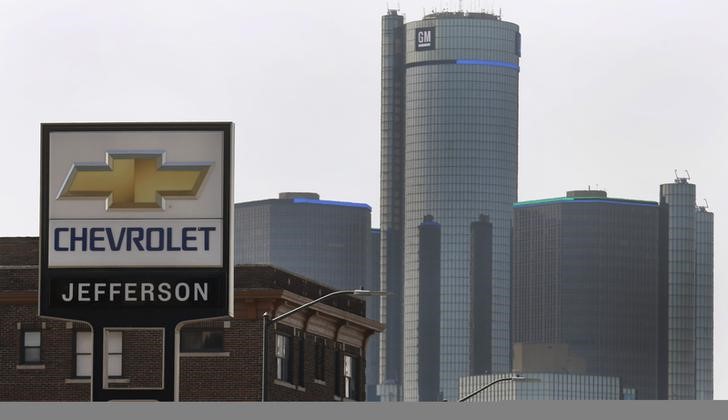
39,122,234,326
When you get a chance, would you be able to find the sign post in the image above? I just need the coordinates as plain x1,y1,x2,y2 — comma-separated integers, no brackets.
39,122,234,401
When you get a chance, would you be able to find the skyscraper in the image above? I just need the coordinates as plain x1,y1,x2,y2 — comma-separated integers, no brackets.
379,9,521,401
511,190,661,399
695,206,714,400
658,177,714,400
234,192,372,291
509,181,714,401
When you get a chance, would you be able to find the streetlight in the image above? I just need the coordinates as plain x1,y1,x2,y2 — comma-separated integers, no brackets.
458,374,528,402
261,288,387,402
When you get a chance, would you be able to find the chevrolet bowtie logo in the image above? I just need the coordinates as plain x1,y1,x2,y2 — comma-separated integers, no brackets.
57,151,212,210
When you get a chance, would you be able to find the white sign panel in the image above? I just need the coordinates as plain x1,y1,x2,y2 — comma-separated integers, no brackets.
47,130,225,268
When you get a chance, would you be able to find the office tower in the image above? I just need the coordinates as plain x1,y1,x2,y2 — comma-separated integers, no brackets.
694,206,714,400
380,9,521,401
658,177,713,400
234,192,372,291
512,190,661,399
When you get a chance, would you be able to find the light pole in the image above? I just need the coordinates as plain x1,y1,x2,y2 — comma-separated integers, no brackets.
261,289,387,402
458,375,527,402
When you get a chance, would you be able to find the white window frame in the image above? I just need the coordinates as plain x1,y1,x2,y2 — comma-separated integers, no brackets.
75,331,92,377
275,334,291,382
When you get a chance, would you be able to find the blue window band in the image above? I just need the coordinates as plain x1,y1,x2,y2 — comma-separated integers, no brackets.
514,198,658,209
405,59,519,71
292,198,372,210
455,59,520,70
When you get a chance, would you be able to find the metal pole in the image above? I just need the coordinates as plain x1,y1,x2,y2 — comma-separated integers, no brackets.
260,289,384,402
458,377,514,402
261,312,270,402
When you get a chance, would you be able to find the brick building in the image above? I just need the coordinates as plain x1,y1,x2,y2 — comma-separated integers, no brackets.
0,237,383,401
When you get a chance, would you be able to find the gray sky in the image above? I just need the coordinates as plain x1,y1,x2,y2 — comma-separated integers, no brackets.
1,0,726,398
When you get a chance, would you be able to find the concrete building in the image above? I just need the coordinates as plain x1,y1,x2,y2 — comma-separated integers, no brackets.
379,9,521,401
512,190,661,399
0,237,383,401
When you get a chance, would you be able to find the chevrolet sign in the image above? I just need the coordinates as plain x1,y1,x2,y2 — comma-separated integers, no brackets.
39,122,234,325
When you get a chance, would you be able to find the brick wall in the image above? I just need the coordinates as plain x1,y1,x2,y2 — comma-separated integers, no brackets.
179,319,262,401
0,303,369,401
0,237,375,401
0,237,37,266
0,304,89,401
110,329,164,389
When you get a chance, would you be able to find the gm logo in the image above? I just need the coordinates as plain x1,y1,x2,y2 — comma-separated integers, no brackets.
415,27,435,51
57,150,212,210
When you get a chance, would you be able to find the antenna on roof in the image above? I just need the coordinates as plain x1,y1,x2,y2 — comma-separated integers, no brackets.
685,169,691,180
704,198,709,209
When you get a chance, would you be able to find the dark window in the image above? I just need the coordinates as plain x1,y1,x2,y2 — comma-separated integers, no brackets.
180,329,224,352
298,335,305,386
21,331,41,364
334,348,341,396
75,331,92,377
275,334,292,382
314,339,326,381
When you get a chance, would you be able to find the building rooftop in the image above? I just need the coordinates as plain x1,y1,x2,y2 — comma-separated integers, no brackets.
423,11,501,21
235,193,371,211
514,193,658,209
234,264,368,317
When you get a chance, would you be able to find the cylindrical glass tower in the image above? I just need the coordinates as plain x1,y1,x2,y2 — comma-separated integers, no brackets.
401,12,520,401
659,179,696,400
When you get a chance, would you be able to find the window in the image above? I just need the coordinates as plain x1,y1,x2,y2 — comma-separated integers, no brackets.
334,348,341,396
314,339,326,381
275,334,291,382
180,329,224,352
21,331,41,364
107,331,122,378
298,336,305,386
343,354,357,399
75,331,92,377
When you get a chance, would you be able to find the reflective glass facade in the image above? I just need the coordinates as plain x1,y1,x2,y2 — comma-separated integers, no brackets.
459,373,624,401
658,181,696,400
695,207,713,400
234,195,372,292
512,193,661,399
378,11,406,402
380,11,520,401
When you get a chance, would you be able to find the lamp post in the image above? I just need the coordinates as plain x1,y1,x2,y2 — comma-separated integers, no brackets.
261,289,387,402
458,375,527,402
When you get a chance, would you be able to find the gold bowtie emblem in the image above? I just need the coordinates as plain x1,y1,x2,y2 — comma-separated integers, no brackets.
57,151,212,210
